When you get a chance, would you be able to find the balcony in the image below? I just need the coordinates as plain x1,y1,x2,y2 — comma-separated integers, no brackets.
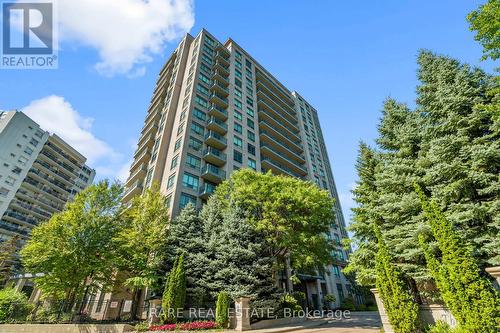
123,181,143,202
208,104,228,121
213,61,229,76
199,182,216,200
201,164,226,184
204,130,227,150
0,221,30,237
257,91,297,125
259,131,305,164
212,70,229,86
210,93,229,109
260,143,307,176
257,106,300,136
137,132,155,151
130,149,151,171
256,70,295,106
259,119,303,153
206,116,227,135
210,80,229,97
203,147,226,167
126,164,147,185
261,157,303,179
142,121,159,138
215,43,230,59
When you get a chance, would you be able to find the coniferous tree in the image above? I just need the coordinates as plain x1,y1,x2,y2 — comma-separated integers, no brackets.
348,51,499,288
165,203,211,307
374,225,421,333
416,185,500,332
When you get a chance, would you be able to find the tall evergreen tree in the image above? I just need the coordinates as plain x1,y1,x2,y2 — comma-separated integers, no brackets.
348,51,499,287
165,203,211,307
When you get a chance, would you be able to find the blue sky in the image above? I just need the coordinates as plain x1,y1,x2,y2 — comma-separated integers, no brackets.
0,0,496,223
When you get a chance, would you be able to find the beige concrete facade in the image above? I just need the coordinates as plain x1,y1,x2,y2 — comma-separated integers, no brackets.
0,111,95,244
123,29,353,308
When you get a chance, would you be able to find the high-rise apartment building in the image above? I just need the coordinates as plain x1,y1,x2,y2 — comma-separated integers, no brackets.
124,29,354,308
0,111,95,245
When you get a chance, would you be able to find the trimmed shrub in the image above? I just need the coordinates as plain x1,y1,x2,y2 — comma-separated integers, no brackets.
161,254,187,323
374,225,421,333
0,288,33,323
416,186,500,333
215,291,230,328
339,296,355,311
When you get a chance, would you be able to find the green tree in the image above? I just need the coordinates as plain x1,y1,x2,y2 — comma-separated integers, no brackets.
214,169,335,273
348,51,499,289
202,200,279,301
20,180,124,306
0,288,33,323
161,254,186,323
115,185,169,317
165,203,210,307
0,235,20,287
467,0,500,60
416,185,500,332
344,143,379,285
215,291,230,328
374,225,420,333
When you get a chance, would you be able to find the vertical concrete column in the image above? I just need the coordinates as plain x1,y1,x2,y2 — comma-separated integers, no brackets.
370,288,394,333
235,297,252,331
485,266,500,291
315,278,322,310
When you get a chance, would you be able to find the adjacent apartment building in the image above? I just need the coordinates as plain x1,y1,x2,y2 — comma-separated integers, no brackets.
123,29,355,308
0,111,95,245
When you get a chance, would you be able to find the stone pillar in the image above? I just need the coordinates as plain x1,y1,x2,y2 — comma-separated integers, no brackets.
235,297,251,331
486,266,500,291
148,299,162,325
370,288,394,333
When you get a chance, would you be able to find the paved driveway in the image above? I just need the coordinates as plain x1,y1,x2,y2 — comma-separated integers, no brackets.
251,312,381,333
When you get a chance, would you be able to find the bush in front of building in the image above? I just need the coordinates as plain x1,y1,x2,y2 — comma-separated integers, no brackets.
0,288,33,323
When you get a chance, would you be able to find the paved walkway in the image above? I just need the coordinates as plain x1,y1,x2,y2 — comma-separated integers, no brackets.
251,312,381,333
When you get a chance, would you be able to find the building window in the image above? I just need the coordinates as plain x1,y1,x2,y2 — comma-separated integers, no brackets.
171,155,179,170
193,108,206,122
246,118,254,129
191,122,204,136
174,138,182,151
189,136,202,151
12,167,22,175
246,107,254,117
182,172,199,190
165,195,172,208
234,123,242,134
234,111,243,121
233,136,243,148
247,143,255,155
245,59,252,68
196,83,209,96
5,176,16,186
198,73,210,85
24,147,33,155
332,266,340,277
186,153,201,169
247,131,255,142
195,95,209,108
247,158,256,170
234,99,242,110
233,150,242,163
235,78,242,88
180,192,197,209
17,156,28,166
0,187,9,197
30,138,39,146
177,122,185,135
167,174,176,189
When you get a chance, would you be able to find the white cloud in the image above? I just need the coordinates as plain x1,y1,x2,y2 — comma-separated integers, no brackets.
56,0,195,76
21,95,130,181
